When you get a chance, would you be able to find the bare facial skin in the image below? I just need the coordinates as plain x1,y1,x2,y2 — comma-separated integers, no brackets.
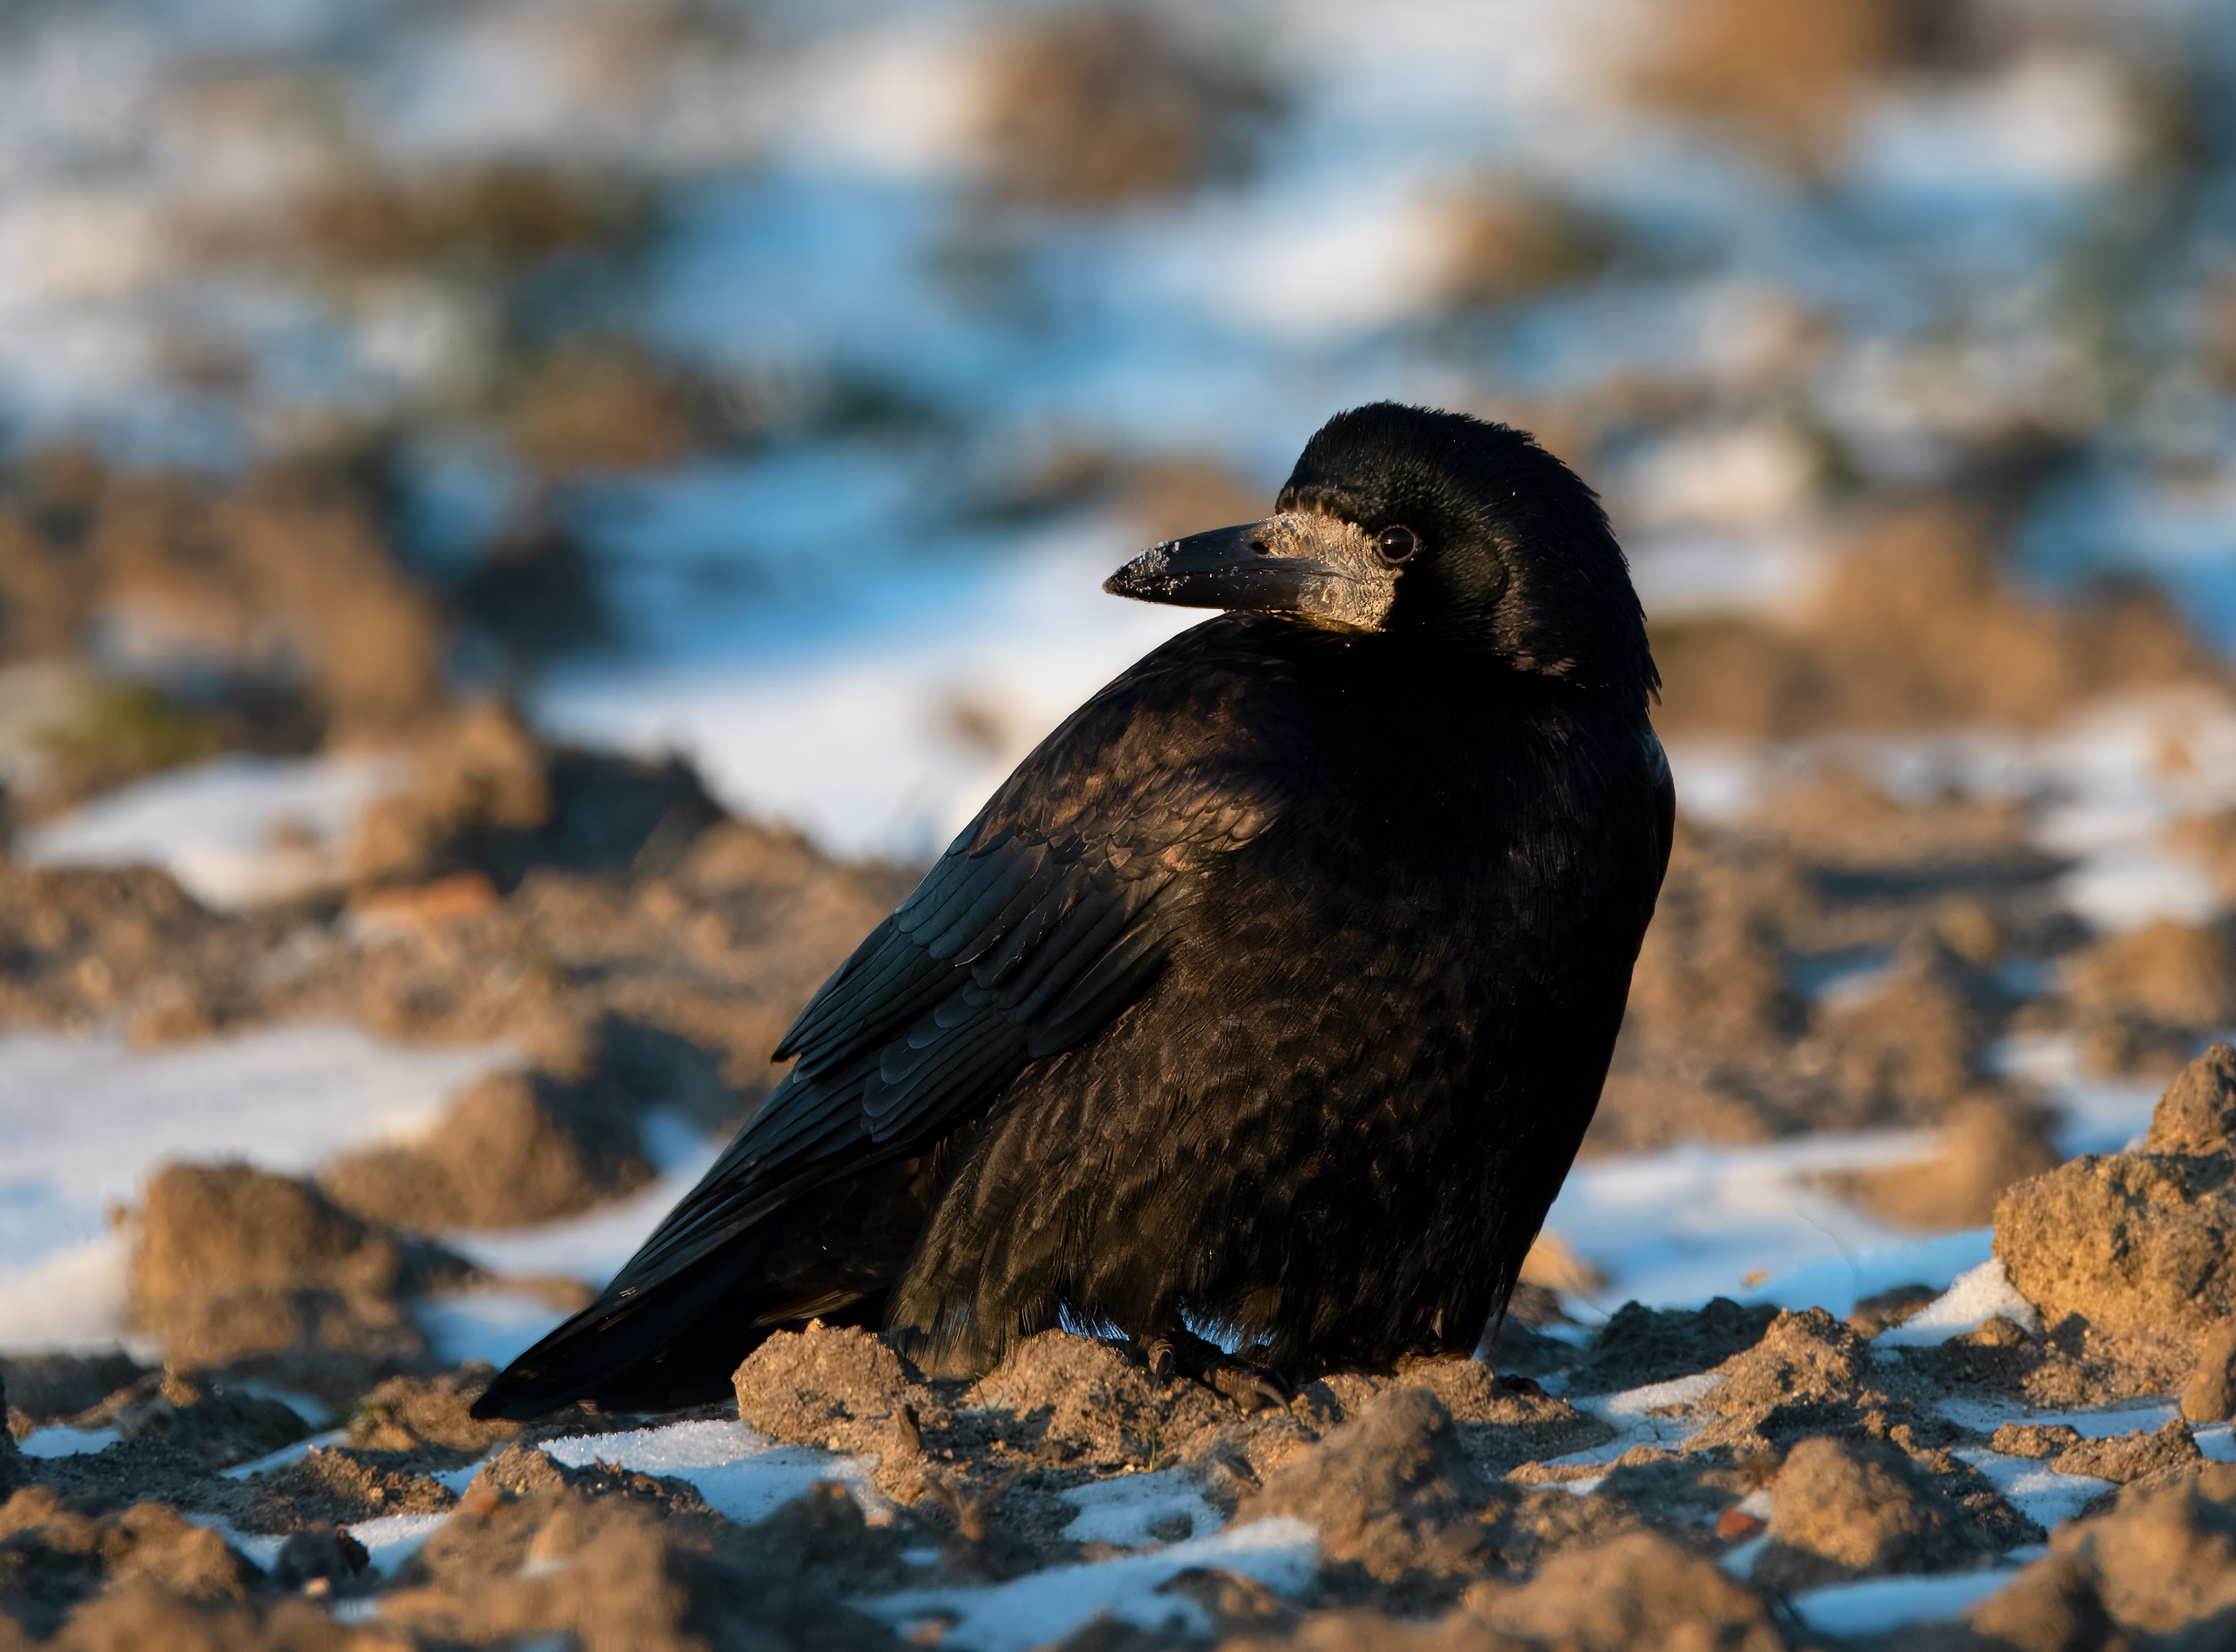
1244,510,1400,632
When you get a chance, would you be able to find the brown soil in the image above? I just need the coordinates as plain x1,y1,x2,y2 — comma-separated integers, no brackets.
1653,503,2221,738
1994,1044,2236,1358
2182,1320,2236,1424
1831,1093,2063,1229
127,1163,482,1384
973,7,1281,208
1908,1463,2236,1648
1751,1435,1993,1592
1627,0,1961,160
2066,919,2236,1076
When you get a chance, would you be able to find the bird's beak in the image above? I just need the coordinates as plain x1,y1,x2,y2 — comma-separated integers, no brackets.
1102,513,1399,631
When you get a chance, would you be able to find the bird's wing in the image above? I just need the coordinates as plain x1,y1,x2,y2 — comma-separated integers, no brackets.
600,626,1301,1303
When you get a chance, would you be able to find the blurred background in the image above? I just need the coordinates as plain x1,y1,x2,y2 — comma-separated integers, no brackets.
8,0,2236,1358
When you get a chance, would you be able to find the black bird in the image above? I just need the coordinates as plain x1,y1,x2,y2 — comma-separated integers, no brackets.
474,402,1673,1420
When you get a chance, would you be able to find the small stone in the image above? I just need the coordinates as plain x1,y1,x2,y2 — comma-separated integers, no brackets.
2180,1318,2236,1424
1716,1507,1766,1539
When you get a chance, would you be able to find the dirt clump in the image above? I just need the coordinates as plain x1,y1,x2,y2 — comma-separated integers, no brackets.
734,1326,936,1500
1921,1462,2236,1646
1627,0,1956,160
1989,1422,2083,1458
966,1332,1187,1470
0,1355,150,1430
241,1446,458,1531
343,1367,522,1459
2049,1418,2203,1484
1564,1297,1779,1396
1815,935,2007,1117
345,701,550,888
1995,1044,2236,1355
1456,1528,1785,1651
1750,1434,1992,1592
1710,1309,1870,1412
127,1162,482,1390
2066,920,2236,1075
1234,1390,1500,1604
320,1063,653,1232
2147,1041,2236,1155
0,1485,263,1642
2182,1319,2236,1423
1831,1092,2062,1229
1652,503,2220,738
70,1370,309,1471
1298,1365,1614,1478
974,5,1280,208
377,1472,900,1652
1848,1283,1942,1339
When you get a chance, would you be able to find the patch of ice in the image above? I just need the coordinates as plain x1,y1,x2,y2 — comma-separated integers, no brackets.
1954,1450,2115,1531
414,1291,572,1371
2196,1424,2235,1463
13,753,409,910
1553,1475,1605,1496
1877,1257,2043,1346
1790,1569,2019,1638
16,1426,120,1458
0,1025,517,1353
1058,1471,1221,1547
860,1518,1318,1652
538,1418,887,1526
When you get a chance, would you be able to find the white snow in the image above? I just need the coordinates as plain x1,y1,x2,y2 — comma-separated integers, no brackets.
1544,1130,1955,1320
1877,1257,2043,1346
413,1291,574,1372
13,755,409,910
1790,1569,2021,1639
1057,1471,1222,1547
16,1426,121,1458
1954,1451,2115,1531
0,1025,518,1354
538,1419,891,1526
1550,1371,1729,1464
859,1518,1319,1652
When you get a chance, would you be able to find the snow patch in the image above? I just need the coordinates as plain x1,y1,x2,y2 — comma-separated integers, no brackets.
859,1518,1318,1652
14,754,408,910
1877,1257,2043,1346
1057,1471,1221,1547
1790,1569,2021,1638
538,1418,888,1527
0,1026,517,1353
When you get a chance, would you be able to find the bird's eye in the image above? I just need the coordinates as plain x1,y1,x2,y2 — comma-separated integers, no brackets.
1376,526,1418,565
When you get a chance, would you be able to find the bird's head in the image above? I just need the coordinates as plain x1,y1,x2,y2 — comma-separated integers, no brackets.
1105,402,1657,704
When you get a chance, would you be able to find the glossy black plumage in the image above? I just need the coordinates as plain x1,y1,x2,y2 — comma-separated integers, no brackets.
474,403,1673,1420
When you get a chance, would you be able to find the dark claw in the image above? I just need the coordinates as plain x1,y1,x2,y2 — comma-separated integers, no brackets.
1137,1335,1177,1383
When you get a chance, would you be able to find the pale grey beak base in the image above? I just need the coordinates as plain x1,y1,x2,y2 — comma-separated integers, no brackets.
1105,513,1398,630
